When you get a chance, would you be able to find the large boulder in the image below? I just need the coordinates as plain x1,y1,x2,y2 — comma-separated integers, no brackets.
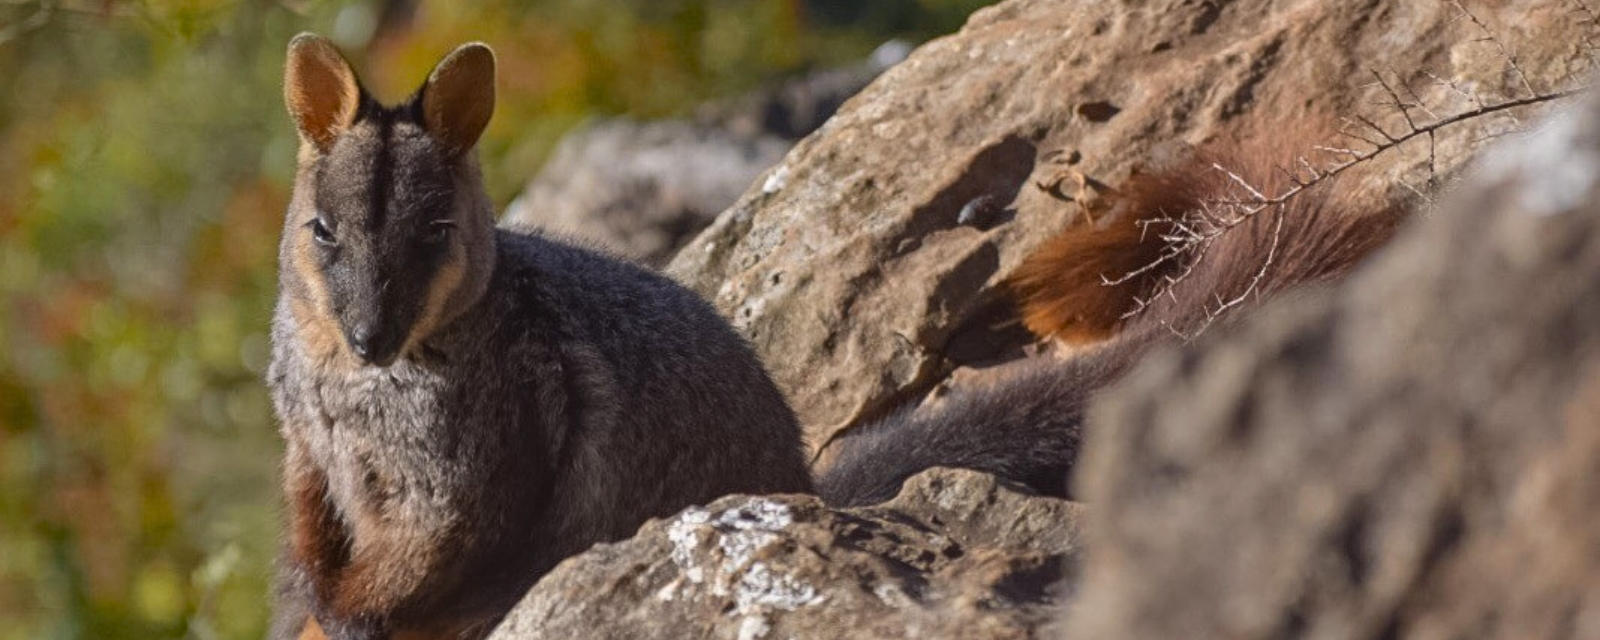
664,0,1587,457
1065,86,1600,639
501,45,908,266
488,468,1085,640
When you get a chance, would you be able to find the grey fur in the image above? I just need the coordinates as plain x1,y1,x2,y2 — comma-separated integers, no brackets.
816,337,1143,508
270,38,810,639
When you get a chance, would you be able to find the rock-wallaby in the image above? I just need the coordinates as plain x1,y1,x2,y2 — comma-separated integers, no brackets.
267,35,811,640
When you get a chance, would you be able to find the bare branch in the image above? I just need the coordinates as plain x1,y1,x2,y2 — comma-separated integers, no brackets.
1212,163,1270,200
1200,205,1287,330
1449,0,1539,97
1423,70,1488,111
1400,74,1442,122
1099,84,1580,339
1370,68,1421,133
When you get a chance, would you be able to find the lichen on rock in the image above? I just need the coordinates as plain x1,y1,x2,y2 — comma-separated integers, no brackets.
489,468,1084,640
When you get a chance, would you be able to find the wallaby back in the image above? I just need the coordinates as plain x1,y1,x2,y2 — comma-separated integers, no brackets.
268,35,811,640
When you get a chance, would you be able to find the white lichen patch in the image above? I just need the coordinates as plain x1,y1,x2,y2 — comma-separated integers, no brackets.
719,528,779,568
873,581,916,608
716,498,795,530
736,614,771,640
660,499,822,616
762,165,790,194
667,506,713,585
736,561,822,614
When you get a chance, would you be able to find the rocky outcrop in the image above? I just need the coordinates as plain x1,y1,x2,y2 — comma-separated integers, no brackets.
501,44,909,266
665,0,1587,458
482,1,1597,638
489,468,1085,640
486,83,1599,637
1065,86,1600,640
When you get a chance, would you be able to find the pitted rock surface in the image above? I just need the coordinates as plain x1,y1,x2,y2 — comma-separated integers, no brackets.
664,0,1588,458
488,468,1084,640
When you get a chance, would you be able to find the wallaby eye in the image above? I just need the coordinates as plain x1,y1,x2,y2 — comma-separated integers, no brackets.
425,220,455,244
308,217,337,246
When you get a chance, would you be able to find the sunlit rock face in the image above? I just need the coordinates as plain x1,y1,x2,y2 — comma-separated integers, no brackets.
665,0,1584,465
489,468,1085,640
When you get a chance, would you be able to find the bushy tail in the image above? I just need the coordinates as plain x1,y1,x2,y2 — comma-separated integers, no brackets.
818,133,1402,507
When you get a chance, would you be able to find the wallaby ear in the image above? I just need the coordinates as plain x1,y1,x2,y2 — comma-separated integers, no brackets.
284,33,363,152
419,43,496,153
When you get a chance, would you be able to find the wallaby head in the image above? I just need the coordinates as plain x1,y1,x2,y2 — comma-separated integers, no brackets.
280,33,497,367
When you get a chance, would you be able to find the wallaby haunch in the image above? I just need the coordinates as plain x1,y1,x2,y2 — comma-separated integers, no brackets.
268,35,1402,640
267,35,810,640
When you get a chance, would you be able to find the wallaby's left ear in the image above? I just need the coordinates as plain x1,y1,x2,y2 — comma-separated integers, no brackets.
419,42,496,153
285,33,364,152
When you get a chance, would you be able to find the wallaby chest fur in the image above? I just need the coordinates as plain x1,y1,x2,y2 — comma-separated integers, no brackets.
270,229,812,637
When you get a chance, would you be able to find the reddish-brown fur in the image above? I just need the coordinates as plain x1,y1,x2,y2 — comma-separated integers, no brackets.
1009,129,1403,344
283,41,361,152
1007,170,1199,345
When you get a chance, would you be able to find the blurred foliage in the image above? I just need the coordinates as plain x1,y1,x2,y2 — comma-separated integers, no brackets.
0,0,992,638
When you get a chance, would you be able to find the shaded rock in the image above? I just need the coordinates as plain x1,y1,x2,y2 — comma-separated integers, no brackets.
1065,89,1600,639
502,45,908,266
697,40,916,141
488,468,1085,640
664,0,1588,457
503,120,791,265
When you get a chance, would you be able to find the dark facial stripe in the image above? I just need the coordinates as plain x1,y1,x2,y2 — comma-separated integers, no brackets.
369,115,394,232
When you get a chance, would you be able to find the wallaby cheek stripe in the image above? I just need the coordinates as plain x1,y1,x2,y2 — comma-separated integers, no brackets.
405,251,465,356
288,230,352,364
293,617,326,640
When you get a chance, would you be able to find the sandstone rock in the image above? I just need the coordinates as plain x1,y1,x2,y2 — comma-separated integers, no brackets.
488,468,1085,640
664,0,1588,458
1065,88,1600,640
501,46,907,266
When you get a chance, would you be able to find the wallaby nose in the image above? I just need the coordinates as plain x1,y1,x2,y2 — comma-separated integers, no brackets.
348,326,376,361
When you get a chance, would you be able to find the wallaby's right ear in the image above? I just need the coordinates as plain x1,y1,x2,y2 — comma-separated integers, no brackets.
418,42,496,154
284,33,363,153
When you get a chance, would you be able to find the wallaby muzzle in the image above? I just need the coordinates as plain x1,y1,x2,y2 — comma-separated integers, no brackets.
337,268,424,367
